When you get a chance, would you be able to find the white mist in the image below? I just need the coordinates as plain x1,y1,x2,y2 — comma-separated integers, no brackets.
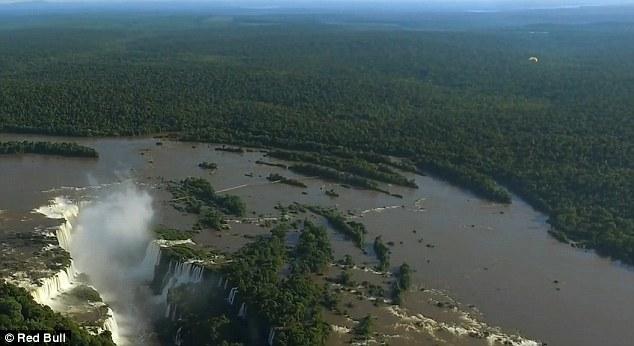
70,182,156,345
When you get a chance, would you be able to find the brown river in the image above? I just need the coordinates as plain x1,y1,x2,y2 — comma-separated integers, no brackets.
1,134,633,346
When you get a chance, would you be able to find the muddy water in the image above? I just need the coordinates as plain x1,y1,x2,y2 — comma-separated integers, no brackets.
2,134,634,346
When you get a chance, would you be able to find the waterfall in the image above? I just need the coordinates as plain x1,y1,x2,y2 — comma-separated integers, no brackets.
103,308,120,345
165,302,172,318
56,219,74,250
158,260,204,302
165,301,179,321
137,240,162,281
174,327,183,346
31,263,77,305
226,287,238,305
34,197,80,221
33,197,122,345
31,198,80,304
139,238,205,307
33,196,78,251
238,303,247,318
169,304,178,321
29,202,79,305
267,327,275,346
143,239,206,322
229,287,238,305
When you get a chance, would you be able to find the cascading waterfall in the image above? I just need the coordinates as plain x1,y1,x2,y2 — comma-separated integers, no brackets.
146,247,277,345
226,287,238,305
158,260,204,301
34,197,276,346
137,239,206,322
103,308,121,345
156,259,204,321
238,303,247,319
167,303,178,321
31,198,80,304
31,263,77,305
139,239,204,306
165,302,173,318
137,240,162,281
32,197,121,343
174,327,183,346
267,327,276,346
56,219,74,250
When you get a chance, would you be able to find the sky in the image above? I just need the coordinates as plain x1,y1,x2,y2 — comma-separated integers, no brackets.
0,0,631,4
1,0,633,12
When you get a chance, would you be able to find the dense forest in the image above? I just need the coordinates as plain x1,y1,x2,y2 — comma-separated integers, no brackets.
0,283,115,345
160,222,332,345
0,141,98,158
0,14,632,263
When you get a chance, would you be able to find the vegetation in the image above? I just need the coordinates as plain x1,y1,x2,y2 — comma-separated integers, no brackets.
255,160,288,169
266,173,307,188
169,177,246,219
215,146,245,154
156,285,245,346
392,263,412,305
68,286,102,303
157,222,332,345
268,150,416,187
397,263,412,291
0,282,114,345
155,227,195,241
324,189,339,198
161,243,208,262
289,164,389,194
305,206,367,248
373,236,390,272
198,161,217,170
0,16,632,263
199,208,225,230
291,221,333,274
223,223,332,345
0,141,98,158
354,315,374,341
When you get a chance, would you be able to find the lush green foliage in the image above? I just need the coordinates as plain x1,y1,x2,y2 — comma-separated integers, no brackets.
373,236,390,272
0,141,98,158
169,177,246,220
199,209,225,229
161,244,208,262
0,282,114,346
156,285,245,346
157,222,332,345
354,315,374,341
392,262,412,305
289,164,388,194
0,16,632,262
305,206,367,248
266,173,307,188
397,263,412,291
292,221,333,274
222,223,332,345
155,227,195,241
268,150,416,187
